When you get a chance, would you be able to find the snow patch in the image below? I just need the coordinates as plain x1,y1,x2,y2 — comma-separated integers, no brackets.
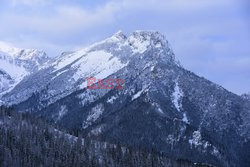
150,66,155,71
51,69,67,80
0,60,28,81
155,43,162,48
172,81,183,111
152,102,164,114
53,48,88,71
56,105,68,121
189,130,202,147
132,87,148,100
157,107,164,114
189,130,220,156
172,80,189,124
182,113,189,124
107,95,118,104
73,50,127,88
128,35,150,54
0,59,28,96
83,104,104,129
90,125,104,135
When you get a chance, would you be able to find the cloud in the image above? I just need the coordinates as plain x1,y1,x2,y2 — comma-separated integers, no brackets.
0,0,249,94
9,0,50,6
2,0,242,36
1,1,121,35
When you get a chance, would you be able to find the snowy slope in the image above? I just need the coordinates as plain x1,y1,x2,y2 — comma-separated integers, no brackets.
0,42,49,96
0,55,27,92
1,30,177,105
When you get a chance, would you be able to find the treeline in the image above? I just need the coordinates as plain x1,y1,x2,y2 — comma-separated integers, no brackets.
0,106,214,167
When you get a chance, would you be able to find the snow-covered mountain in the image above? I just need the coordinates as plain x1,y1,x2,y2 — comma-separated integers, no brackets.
0,41,50,96
1,31,250,167
1,31,177,105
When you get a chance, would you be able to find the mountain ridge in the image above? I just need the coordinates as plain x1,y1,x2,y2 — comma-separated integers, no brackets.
0,31,250,167
0,30,179,105
0,42,50,96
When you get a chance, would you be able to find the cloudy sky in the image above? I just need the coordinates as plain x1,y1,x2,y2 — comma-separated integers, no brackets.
0,0,249,95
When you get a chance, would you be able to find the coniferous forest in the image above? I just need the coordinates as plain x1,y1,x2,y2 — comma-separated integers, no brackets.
0,106,215,167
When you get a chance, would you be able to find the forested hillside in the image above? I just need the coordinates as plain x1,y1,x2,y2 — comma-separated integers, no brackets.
0,106,214,167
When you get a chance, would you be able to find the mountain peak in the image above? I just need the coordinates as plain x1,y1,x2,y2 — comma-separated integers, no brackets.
109,30,168,48
112,30,127,40
126,30,179,65
0,41,21,57
0,41,48,61
132,30,163,37
127,30,170,52
131,30,167,45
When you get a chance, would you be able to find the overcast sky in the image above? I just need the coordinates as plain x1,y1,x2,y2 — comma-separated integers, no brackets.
0,0,249,95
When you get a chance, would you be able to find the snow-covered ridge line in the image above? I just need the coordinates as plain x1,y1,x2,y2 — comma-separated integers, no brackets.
0,30,177,106
0,41,22,57
0,41,47,60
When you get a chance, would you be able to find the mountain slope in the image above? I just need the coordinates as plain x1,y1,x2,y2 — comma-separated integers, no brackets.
0,106,214,167
242,93,250,101
0,42,50,96
1,31,250,167
0,31,176,105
